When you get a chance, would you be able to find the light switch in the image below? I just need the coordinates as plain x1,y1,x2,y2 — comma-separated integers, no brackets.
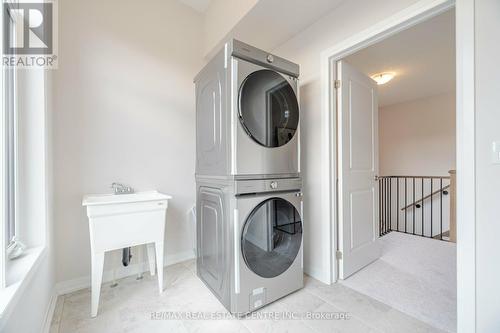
492,142,500,164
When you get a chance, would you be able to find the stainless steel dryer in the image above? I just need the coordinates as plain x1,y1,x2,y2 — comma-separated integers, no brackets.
194,39,300,179
196,177,303,314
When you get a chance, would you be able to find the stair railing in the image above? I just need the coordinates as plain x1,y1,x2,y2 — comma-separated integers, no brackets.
378,170,456,242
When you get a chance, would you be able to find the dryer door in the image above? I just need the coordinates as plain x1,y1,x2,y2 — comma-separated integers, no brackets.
241,196,302,278
239,69,299,148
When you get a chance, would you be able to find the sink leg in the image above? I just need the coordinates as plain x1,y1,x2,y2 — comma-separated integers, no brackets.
155,242,164,294
147,243,156,276
91,251,105,317
136,245,144,280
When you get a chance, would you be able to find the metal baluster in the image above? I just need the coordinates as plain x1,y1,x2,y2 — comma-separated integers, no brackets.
380,179,383,235
379,178,382,236
430,178,433,238
384,178,388,234
421,178,424,237
382,178,385,235
405,177,407,233
389,178,392,232
396,177,400,232
413,177,416,235
387,178,390,234
385,178,388,235
440,178,443,240
386,178,392,233
381,178,384,235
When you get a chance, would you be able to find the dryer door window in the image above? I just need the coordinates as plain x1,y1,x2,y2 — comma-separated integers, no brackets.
239,70,299,148
241,198,302,278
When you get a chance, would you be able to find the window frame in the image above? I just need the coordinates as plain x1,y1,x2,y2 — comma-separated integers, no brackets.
5,10,18,247
1,0,20,289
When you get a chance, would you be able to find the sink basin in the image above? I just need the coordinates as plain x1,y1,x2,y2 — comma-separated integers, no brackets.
82,191,172,218
82,190,172,206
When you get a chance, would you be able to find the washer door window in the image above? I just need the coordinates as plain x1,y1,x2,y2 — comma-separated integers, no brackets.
239,70,299,148
241,198,302,278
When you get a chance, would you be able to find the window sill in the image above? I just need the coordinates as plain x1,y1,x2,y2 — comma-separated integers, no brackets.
0,246,47,322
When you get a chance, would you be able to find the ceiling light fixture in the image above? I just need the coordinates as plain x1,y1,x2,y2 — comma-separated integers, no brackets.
371,72,396,85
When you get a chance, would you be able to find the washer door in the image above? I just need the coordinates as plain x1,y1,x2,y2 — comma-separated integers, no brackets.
239,70,299,148
241,198,302,278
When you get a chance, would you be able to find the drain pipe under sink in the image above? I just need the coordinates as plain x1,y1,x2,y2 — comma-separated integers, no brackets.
122,247,132,266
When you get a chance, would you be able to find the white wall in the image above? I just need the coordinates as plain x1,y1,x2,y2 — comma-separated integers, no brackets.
272,0,421,283
53,0,203,283
474,0,500,331
379,92,456,176
203,0,258,56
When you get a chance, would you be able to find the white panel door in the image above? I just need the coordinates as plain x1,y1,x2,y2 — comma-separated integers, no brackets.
337,60,380,279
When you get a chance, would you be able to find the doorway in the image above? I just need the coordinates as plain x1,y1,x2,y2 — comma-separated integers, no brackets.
332,6,456,333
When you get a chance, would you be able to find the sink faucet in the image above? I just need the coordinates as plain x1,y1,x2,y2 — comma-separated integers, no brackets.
111,182,134,195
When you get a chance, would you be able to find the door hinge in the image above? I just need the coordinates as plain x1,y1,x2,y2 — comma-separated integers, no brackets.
336,250,343,260
334,80,341,89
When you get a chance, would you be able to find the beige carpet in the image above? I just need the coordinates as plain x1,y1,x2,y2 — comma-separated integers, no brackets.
340,232,456,332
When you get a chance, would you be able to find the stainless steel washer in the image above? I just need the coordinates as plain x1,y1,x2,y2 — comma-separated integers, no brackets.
196,177,303,314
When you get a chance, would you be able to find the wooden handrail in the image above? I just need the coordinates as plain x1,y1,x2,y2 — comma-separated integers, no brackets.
401,184,450,211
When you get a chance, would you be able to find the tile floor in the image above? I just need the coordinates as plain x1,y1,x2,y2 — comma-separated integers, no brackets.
50,259,445,333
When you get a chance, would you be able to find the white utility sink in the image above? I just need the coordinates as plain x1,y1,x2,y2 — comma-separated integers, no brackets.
82,190,172,317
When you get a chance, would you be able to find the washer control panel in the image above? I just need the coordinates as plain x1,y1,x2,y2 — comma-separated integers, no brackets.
235,178,301,195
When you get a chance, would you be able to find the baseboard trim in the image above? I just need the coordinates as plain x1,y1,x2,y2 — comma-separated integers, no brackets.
41,288,58,333
304,265,331,285
55,250,194,296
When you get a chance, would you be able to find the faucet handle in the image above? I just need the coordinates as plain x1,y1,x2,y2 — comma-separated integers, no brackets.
110,182,133,194
111,182,122,194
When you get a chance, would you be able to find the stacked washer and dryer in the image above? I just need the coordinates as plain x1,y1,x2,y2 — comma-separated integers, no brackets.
194,40,303,315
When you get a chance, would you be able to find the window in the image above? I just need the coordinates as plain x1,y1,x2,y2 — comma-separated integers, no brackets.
0,1,48,302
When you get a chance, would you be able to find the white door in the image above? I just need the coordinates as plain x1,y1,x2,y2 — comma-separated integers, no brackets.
337,60,380,279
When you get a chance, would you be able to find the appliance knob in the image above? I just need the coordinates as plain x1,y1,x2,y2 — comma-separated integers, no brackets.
270,181,278,189
295,192,303,197
266,54,274,63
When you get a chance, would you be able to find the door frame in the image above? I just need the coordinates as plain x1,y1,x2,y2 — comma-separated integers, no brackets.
320,0,475,331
